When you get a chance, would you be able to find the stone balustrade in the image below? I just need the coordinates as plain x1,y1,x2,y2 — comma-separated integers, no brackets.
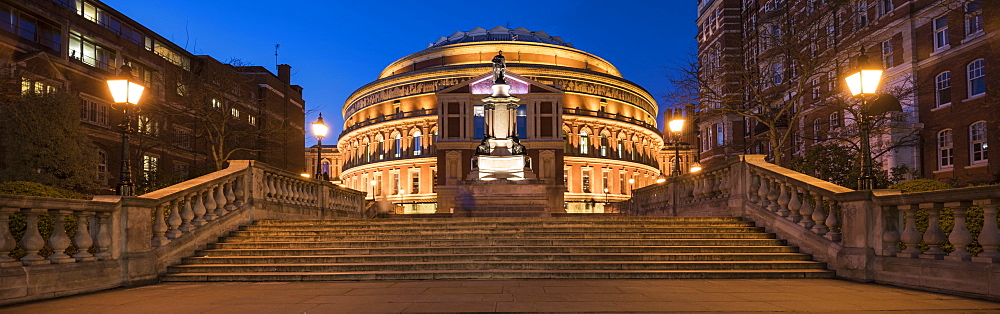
1,160,367,305
623,154,1000,300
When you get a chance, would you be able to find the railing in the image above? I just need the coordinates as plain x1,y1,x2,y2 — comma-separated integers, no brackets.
563,147,659,169
0,160,366,305
341,109,437,135
563,107,659,133
342,146,438,170
622,154,1000,300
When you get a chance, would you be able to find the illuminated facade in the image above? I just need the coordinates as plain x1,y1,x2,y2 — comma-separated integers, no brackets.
336,27,666,213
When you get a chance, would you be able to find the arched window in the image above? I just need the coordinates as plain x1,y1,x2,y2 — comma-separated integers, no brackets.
935,71,951,107
321,160,330,177
970,121,988,164
413,131,422,156
394,134,402,158
938,129,954,169
599,134,609,157
579,131,590,154
968,59,985,97
617,136,625,158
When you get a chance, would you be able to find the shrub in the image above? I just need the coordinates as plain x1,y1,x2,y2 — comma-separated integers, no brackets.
889,179,954,193
1,181,89,260
0,181,89,199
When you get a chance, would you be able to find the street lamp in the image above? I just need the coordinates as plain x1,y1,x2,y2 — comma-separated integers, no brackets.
845,47,883,190
668,117,685,177
312,114,329,180
603,188,609,204
689,162,703,173
107,64,145,196
369,179,377,199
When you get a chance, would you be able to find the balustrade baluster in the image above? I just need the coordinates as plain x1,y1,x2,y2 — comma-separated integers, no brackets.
233,177,246,206
214,183,228,217
179,195,195,232
266,175,276,199
811,195,828,235
20,209,48,265
787,185,802,223
47,210,75,263
766,180,780,212
798,190,815,228
881,205,900,257
776,182,790,217
225,179,236,210
946,201,973,261
166,199,183,239
898,204,922,257
192,191,208,226
717,170,729,196
0,208,16,264
204,187,218,221
921,203,947,259
824,200,841,241
976,199,1000,261
94,213,112,260
151,203,169,247
72,211,96,262
756,175,769,207
748,171,760,202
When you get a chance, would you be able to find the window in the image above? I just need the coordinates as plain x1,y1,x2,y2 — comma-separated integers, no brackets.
966,0,983,35
971,121,988,164
80,98,109,126
374,172,382,196
211,98,222,109
582,169,592,193
814,119,824,140
412,131,422,155
472,105,485,139
881,39,893,68
393,134,402,158
68,32,115,71
829,112,840,129
771,63,783,85
579,131,590,154
715,123,725,146
142,155,158,182
136,115,159,136
811,79,821,99
410,170,420,194
878,0,893,17
599,134,608,157
602,170,610,194
617,138,625,158
968,59,985,97
935,71,952,107
516,105,527,137
97,150,108,181
855,0,868,27
230,108,240,118
933,16,949,50
392,171,400,195
938,129,954,169
619,171,626,194
248,115,257,126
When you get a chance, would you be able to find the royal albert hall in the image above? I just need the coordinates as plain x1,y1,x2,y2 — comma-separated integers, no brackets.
336,27,666,213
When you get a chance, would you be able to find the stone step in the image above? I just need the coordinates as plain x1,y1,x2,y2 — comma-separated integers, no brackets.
211,239,789,247
199,245,802,255
168,260,828,273
252,216,746,225
183,253,815,264
238,225,761,232
160,269,835,281
222,232,775,241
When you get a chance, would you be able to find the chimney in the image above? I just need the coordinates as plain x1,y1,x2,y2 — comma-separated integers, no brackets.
277,64,291,84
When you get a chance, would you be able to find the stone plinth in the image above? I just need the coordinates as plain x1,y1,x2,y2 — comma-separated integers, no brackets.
454,179,550,217
469,155,536,180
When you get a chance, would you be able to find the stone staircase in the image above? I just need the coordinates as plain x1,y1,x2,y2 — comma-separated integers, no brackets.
160,216,834,281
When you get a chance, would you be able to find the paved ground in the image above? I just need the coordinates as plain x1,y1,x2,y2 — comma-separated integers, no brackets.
3,279,998,313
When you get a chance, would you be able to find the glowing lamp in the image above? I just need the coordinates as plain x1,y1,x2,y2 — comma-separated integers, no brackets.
689,162,703,173
106,64,144,105
300,173,311,178
656,174,668,184
312,114,329,139
668,118,685,133
845,49,883,96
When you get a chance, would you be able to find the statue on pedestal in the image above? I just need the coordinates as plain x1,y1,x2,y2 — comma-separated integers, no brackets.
492,51,506,84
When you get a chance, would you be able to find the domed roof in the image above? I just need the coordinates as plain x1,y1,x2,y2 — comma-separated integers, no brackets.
428,26,573,49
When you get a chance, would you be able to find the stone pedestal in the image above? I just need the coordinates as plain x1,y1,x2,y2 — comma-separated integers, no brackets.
469,155,536,181
454,179,550,217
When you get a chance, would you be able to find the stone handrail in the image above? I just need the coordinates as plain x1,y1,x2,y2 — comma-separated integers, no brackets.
0,160,367,305
623,154,1000,300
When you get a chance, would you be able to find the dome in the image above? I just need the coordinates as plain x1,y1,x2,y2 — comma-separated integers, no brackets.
428,26,573,49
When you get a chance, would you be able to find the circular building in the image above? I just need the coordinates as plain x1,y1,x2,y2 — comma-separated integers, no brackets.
337,26,664,213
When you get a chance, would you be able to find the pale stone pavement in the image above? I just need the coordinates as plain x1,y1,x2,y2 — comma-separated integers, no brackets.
2,279,998,313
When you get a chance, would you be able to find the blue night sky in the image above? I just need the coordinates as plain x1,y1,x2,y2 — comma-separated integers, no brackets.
102,0,698,145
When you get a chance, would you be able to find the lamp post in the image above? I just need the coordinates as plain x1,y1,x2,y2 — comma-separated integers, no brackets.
311,114,329,180
369,179,377,200
603,188,609,204
107,65,145,196
844,47,884,190
668,118,685,177
627,178,635,195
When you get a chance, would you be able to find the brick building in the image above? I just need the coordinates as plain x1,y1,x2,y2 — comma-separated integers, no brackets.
695,0,996,185
2,0,305,193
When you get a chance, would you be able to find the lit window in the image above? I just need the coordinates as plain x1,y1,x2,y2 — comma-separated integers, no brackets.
599,134,608,157
231,108,240,118
412,131,422,156
966,1,983,35
935,71,952,107
394,134,402,158
68,32,115,71
933,16,949,50
938,129,954,169
211,98,222,109
971,121,988,164
580,131,590,154
473,105,485,139
715,123,725,146
582,169,592,193
248,115,257,126
142,155,158,181
968,59,985,97
410,170,420,194
392,172,400,195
